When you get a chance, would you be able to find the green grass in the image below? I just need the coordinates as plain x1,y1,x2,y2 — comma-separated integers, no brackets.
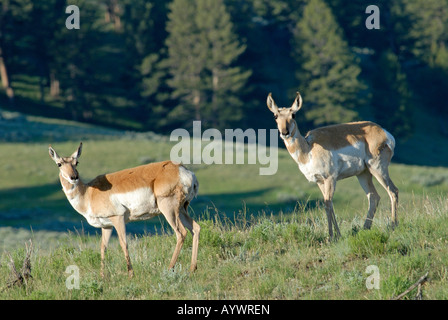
1,115,448,299
1,199,447,300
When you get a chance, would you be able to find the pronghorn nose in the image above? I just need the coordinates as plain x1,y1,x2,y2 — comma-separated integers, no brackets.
282,129,289,136
71,173,79,180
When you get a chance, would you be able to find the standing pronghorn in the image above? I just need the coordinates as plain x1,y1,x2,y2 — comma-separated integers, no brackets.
49,142,200,277
267,92,398,239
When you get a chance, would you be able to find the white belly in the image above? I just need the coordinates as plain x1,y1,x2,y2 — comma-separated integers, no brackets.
76,187,161,228
331,142,366,180
109,187,161,219
296,142,366,183
84,215,114,228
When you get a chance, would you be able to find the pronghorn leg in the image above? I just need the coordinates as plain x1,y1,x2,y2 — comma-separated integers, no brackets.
179,201,200,272
368,149,399,228
357,170,381,229
109,215,133,277
159,197,188,270
318,178,341,240
100,227,113,278
370,168,399,228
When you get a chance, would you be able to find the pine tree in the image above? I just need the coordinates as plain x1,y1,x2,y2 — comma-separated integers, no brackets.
394,0,448,117
164,0,250,130
401,0,448,68
121,0,169,129
164,0,205,126
292,0,365,126
371,50,413,138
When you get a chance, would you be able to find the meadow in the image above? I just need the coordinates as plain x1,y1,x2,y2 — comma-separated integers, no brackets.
1,113,448,300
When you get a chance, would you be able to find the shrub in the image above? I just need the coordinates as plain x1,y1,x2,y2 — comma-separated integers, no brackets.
198,220,224,248
80,279,103,298
249,219,277,243
381,275,413,299
348,229,389,258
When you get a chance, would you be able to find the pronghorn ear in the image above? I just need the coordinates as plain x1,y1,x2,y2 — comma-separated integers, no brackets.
266,93,279,114
291,92,303,114
49,145,61,162
71,142,83,159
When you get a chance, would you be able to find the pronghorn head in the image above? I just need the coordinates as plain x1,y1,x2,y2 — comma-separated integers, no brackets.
267,92,302,139
49,142,82,185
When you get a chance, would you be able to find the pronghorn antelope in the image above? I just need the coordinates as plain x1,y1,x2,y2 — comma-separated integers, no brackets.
267,92,398,239
49,142,200,277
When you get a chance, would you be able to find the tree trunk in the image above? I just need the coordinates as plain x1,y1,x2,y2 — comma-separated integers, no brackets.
193,89,201,121
0,0,14,101
0,48,14,100
105,0,121,31
212,67,219,127
50,71,60,97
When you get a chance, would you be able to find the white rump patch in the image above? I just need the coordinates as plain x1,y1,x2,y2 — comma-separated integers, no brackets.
383,129,395,155
179,166,198,201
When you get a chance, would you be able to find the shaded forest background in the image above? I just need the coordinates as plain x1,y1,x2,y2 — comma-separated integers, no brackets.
1,0,448,163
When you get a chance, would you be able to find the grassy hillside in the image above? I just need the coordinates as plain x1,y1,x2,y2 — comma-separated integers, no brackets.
1,196,447,300
1,114,448,299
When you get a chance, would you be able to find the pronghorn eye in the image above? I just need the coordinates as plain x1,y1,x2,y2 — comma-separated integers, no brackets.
57,163,62,167
274,114,278,120
292,114,295,119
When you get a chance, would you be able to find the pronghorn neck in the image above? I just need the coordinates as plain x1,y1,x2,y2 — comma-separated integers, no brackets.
59,174,88,212
282,121,311,164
